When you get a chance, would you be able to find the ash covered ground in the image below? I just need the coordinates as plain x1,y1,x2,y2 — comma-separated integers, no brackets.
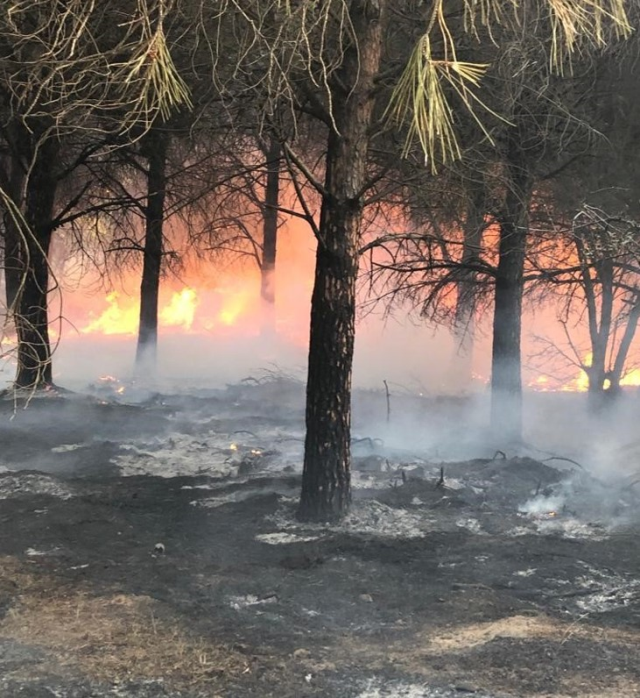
0,376,640,697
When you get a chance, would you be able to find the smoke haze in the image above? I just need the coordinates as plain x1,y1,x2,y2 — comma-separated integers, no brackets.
2,215,640,476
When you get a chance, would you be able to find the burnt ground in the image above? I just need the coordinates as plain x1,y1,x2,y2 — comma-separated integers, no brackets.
0,379,639,697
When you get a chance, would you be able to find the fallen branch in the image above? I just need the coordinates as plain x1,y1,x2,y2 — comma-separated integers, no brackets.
352,437,385,450
542,456,586,471
232,430,258,439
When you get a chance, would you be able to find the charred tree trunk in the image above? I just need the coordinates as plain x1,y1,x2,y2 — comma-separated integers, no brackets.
298,0,385,522
3,125,27,311
574,233,616,412
260,138,281,333
586,258,613,411
594,258,614,385
609,298,640,392
490,140,532,442
14,134,59,389
135,128,168,374
451,190,486,388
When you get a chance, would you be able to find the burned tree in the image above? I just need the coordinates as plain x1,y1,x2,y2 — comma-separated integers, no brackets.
451,185,490,385
207,133,288,334
535,206,640,408
1,121,28,312
299,0,631,515
260,137,282,318
11,122,59,388
363,3,632,444
575,212,640,404
135,126,169,372
0,0,191,390
490,129,534,442
297,1,387,521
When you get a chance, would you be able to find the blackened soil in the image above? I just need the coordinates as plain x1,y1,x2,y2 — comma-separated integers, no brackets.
0,388,639,698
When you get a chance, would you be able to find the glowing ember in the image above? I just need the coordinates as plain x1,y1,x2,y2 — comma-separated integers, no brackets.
471,372,489,385
529,375,551,391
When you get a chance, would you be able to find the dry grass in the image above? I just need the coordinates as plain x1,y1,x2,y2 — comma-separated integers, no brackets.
0,556,248,689
419,613,640,652
341,613,640,698
3,554,639,697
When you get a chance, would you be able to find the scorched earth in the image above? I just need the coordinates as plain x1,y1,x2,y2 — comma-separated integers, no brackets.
0,375,639,698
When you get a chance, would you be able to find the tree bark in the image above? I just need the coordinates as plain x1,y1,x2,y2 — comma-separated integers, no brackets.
260,137,281,333
135,128,168,374
14,133,59,389
609,299,640,391
451,190,486,387
298,0,385,522
586,258,613,409
490,138,532,442
574,229,615,410
3,123,27,311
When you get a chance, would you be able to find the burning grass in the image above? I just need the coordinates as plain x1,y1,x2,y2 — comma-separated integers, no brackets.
0,556,248,689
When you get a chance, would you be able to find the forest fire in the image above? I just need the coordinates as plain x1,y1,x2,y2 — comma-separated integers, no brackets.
620,370,640,388
160,288,198,329
20,200,639,396
81,288,199,336
59,255,640,395
2,3,640,696
67,218,314,347
527,352,640,393
78,284,263,337
81,292,139,336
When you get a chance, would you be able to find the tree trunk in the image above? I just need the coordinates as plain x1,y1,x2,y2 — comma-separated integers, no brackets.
451,191,486,389
298,0,385,522
3,125,27,311
586,327,610,411
135,129,168,374
490,140,532,442
260,138,281,334
585,259,636,413
14,134,59,389
609,299,640,391
577,250,612,411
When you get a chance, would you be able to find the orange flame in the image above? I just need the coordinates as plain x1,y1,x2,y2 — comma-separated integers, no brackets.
217,286,254,327
620,369,640,387
528,375,551,392
534,351,640,393
159,288,198,330
82,292,138,336
82,288,199,336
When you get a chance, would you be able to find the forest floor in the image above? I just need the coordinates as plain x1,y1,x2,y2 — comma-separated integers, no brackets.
0,376,639,698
